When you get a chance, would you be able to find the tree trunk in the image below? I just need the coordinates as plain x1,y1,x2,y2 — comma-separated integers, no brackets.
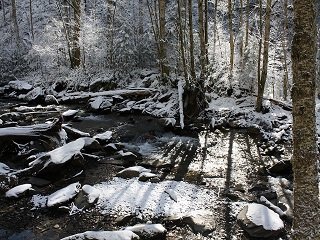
204,0,208,65
282,0,289,100
11,0,20,49
291,0,320,238
29,0,34,41
158,0,169,79
198,0,206,79
70,0,81,68
245,0,249,47
2,0,6,24
227,0,234,75
256,0,272,112
213,0,218,55
177,0,187,80
188,0,196,82
239,0,243,64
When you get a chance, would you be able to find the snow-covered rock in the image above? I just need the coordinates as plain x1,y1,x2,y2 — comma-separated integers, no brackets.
89,96,113,110
116,166,151,179
183,210,216,235
237,203,284,238
60,230,139,240
62,125,90,139
138,172,158,182
75,185,100,209
24,87,44,102
165,189,178,202
62,109,79,121
93,131,113,142
124,223,166,239
7,80,32,92
5,184,34,198
45,94,59,105
0,162,11,175
47,182,81,207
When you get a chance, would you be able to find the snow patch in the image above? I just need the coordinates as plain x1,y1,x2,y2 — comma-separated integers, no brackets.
60,230,139,240
47,182,81,207
5,184,33,198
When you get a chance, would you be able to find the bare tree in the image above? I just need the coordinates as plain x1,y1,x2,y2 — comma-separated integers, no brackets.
281,0,289,100
227,0,234,74
291,0,320,238
158,0,169,79
29,0,34,41
188,0,196,81
11,0,20,49
256,0,272,112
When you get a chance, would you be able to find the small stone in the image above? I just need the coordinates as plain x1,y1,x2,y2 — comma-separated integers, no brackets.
54,224,60,229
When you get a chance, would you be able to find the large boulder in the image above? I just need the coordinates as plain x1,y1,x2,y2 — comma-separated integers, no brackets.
116,166,151,179
237,203,284,238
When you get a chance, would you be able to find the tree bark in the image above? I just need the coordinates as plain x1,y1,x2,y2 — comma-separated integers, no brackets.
29,0,34,41
291,0,320,238
158,0,169,79
188,0,196,82
70,0,81,68
2,0,6,24
227,0,234,74
256,0,272,112
198,0,206,79
177,0,187,81
11,0,20,49
245,0,249,47
282,0,289,100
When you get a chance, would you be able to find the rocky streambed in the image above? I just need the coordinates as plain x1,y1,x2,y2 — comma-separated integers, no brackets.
0,84,294,240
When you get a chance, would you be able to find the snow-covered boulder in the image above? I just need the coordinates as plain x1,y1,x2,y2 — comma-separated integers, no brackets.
116,166,151,179
29,137,99,180
93,130,113,143
138,172,158,182
7,80,32,93
62,109,79,121
183,210,216,236
24,87,44,103
60,230,139,240
62,125,90,140
124,223,166,239
89,96,113,111
47,182,81,207
237,203,284,238
0,162,11,175
74,184,100,209
5,184,34,198
45,95,59,105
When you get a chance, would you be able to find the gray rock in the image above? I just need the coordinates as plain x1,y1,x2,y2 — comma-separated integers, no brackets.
183,212,216,236
124,223,166,240
116,166,151,179
138,172,158,182
268,160,292,176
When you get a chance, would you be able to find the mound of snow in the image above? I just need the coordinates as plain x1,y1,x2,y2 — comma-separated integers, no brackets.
47,182,81,207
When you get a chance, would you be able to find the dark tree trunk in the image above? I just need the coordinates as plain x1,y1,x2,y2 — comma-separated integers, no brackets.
291,0,320,239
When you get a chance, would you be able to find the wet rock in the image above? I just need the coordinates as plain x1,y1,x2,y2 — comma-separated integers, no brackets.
116,166,151,179
28,177,51,187
103,143,118,154
268,160,292,176
124,223,166,240
248,181,269,192
278,190,293,221
0,112,25,122
256,189,277,200
237,203,284,238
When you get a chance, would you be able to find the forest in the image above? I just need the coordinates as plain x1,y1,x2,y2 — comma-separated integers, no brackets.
0,0,319,239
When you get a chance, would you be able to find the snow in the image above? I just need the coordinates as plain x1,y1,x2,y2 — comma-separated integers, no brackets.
82,185,100,204
165,189,178,202
5,184,33,198
62,109,79,117
8,80,32,91
164,118,176,126
95,178,216,219
93,131,113,141
124,223,166,234
31,194,48,209
260,196,285,217
60,230,139,240
90,96,104,109
0,162,11,175
47,182,81,207
246,203,284,231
